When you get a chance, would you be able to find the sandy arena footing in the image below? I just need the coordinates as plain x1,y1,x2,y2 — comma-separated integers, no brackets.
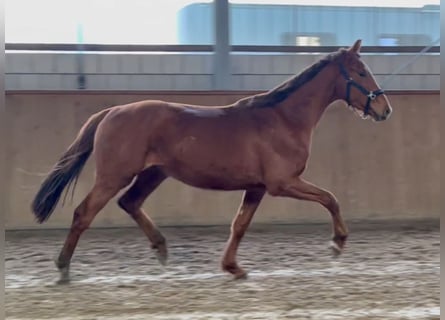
6,220,439,320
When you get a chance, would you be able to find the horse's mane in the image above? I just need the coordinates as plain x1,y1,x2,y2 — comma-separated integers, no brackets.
236,49,346,109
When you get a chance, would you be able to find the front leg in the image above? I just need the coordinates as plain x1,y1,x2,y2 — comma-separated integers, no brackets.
267,177,348,254
222,188,265,279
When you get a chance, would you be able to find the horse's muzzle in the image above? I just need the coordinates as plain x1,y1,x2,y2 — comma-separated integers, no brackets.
375,105,392,121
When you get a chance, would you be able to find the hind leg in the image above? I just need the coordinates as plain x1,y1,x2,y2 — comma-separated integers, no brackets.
118,166,168,265
55,179,129,283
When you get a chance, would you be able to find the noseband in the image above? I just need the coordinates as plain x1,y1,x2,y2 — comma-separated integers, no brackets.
339,64,385,116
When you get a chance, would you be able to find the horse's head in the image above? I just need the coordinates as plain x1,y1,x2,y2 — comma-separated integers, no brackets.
334,39,393,121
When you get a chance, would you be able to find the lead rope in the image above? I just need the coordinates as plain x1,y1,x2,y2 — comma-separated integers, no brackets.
379,38,440,88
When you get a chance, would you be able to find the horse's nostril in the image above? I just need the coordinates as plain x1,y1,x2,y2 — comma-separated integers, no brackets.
379,107,392,121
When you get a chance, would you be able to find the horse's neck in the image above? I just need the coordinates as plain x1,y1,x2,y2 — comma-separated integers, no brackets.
276,65,339,130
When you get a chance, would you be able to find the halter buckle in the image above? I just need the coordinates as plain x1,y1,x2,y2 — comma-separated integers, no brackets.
367,92,377,100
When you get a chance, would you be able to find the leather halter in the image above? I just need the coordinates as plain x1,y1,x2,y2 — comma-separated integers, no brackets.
339,64,385,116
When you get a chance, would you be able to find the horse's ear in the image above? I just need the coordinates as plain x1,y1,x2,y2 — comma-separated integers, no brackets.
349,39,362,53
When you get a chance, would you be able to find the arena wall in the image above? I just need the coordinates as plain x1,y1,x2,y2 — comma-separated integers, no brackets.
3,91,439,230
5,52,439,91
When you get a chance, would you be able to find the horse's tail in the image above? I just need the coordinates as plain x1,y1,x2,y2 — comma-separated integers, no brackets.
31,108,112,223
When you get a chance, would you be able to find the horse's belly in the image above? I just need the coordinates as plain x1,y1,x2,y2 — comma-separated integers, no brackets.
162,159,262,191
150,121,264,190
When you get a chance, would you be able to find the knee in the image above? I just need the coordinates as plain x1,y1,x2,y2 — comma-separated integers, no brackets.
118,195,137,214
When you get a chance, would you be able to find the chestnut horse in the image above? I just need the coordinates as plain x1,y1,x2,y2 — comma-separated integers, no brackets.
32,40,392,282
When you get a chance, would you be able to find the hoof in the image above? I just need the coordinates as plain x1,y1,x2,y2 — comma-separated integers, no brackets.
154,245,168,266
56,276,70,285
56,267,71,285
55,259,71,284
329,240,343,257
223,262,248,280
233,270,248,280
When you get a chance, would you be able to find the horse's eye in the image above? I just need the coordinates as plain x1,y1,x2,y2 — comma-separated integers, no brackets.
358,71,367,77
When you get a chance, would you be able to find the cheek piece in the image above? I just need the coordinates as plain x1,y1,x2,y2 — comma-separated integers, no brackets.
339,64,385,116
